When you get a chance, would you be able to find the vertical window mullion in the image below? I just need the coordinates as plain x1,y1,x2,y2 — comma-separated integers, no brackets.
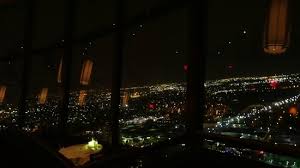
186,0,207,140
60,0,76,136
111,0,125,149
18,0,34,129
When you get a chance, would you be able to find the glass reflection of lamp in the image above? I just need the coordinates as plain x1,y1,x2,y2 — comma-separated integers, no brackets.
0,86,6,103
57,57,63,84
80,59,93,86
264,0,290,55
38,88,48,105
78,90,87,106
122,91,129,108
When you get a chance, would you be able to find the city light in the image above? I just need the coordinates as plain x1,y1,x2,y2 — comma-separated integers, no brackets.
289,106,298,116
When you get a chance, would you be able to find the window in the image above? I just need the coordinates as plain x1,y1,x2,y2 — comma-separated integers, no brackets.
120,8,188,147
205,0,300,167
2,1,300,167
0,4,23,128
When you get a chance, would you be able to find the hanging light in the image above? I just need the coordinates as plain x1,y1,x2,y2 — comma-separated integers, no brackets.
264,0,290,55
80,59,93,86
78,90,87,106
57,57,63,84
38,88,48,105
0,86,7,103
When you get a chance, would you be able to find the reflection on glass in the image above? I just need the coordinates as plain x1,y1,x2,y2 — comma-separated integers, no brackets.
121,91,129,108
264,0,290,55
38,88,48,105
80,59,93,86
57,57,63,84
78,90,87,106
0,86,7,103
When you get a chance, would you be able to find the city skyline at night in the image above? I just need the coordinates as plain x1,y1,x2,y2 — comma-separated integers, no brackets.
1,0,300,168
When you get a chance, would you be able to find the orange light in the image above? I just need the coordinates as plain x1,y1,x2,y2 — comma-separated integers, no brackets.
57,57,63,83
38,88,48,104
0,86,7,103
264,0,290,55
289,106,298,116
122,92,129,107
78,90,87,106
80,59,93,86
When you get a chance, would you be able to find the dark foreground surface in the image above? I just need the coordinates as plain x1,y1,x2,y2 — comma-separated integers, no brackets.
0,128,278,168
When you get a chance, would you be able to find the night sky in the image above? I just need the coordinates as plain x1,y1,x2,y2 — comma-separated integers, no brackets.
1,0,300,96
207,0,300,79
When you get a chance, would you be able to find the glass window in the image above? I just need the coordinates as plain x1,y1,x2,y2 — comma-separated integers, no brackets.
23,52,61,133
120,8,188,148
205,0,300,167
0,4,22,128
66,36,113,145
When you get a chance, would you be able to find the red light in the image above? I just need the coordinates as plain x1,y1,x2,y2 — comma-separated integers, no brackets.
148,103,156,110
269,79,278,89
228,64,234,69
183,64,188,72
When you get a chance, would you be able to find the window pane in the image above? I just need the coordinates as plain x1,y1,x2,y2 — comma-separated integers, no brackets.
120,8,188,148
23,52,61,132
74,0,115,40
0,4,22,128
206,0,300,167
33,0,64,49
67,36,113,145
